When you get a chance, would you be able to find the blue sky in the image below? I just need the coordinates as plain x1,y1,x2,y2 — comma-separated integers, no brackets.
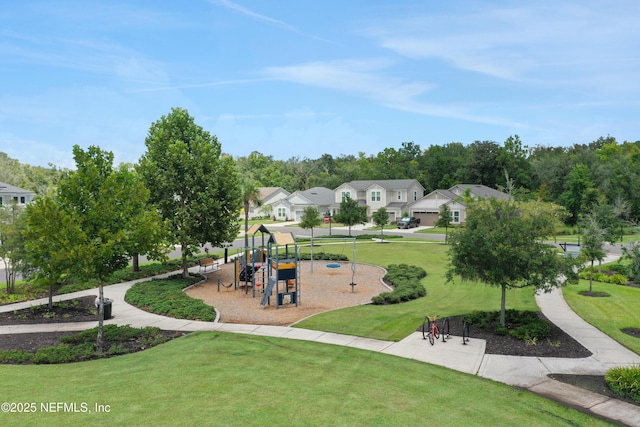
1,1,639,168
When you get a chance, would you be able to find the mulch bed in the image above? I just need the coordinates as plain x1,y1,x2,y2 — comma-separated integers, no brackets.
0,295,99,324
0,296,188,360
416,314,592,358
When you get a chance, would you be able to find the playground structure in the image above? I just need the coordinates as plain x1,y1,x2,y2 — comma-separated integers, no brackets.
227,224,300,309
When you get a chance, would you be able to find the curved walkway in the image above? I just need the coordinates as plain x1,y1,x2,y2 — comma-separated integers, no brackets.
2,262,640,425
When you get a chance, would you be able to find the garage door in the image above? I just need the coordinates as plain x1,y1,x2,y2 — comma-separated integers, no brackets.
413,211,439,226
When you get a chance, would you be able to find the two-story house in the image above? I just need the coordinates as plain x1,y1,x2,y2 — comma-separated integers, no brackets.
405,184,510,226
332,179,425,222
0,181,36,206
247,187,290,219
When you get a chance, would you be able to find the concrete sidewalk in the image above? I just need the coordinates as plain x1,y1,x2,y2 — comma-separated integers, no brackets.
2,262,640,425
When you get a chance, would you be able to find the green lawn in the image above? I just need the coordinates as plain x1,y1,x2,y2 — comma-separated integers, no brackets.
564,279,640,355
294,240,538,341
0,332,612,427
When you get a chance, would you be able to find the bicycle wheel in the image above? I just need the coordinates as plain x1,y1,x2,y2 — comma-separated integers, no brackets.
421,316,430,340
462,321,470,344
441,318,450,341
433,323,440,340
428,328,435,345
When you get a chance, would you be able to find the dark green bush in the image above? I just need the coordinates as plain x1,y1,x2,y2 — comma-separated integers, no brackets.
297,252,349,261
606,365,640,403
61,325,163,344
371,264,427,305
463,310,551,341
0,349,35,364
125,276,216,321
33,342,94,364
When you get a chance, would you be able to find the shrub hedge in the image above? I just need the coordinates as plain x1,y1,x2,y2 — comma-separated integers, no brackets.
371,264,427,305
125,275,216,321
606,365,640,403
0,325,172,364
462,309,551,341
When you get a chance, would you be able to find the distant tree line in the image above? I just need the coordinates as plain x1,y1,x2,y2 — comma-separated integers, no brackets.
3,134,640,224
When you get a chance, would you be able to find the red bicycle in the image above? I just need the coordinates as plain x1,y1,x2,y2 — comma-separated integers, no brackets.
422,315,440,345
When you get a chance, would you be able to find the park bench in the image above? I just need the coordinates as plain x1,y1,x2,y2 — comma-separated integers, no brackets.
199,257,220,272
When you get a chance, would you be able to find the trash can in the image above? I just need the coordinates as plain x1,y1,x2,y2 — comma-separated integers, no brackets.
103,298,113,320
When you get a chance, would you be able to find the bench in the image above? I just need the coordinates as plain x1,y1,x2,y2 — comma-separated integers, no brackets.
199,257,220,272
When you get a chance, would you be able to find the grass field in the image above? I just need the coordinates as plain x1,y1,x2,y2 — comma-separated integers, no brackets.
564,278,640,355
293,240,538,340
0,237,627,426
0,332,613,427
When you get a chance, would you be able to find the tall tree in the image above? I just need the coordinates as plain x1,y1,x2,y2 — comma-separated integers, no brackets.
372,207,389,239
22,194,83,309
580,214,607,293
138,108,241,277
0,202,27,294
498,135,532,190
560,163,598,225
299,206,322,239
435,204,452,243
240,178,262,249
333,195,367,237
447,197,577,326
463,141,502,187
24,145,167,351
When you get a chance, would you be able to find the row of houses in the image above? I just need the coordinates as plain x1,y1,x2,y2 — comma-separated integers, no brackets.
249,180,509,226
2,179,509,227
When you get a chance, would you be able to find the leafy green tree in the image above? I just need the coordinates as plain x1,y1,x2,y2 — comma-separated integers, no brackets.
138,108,241,277
435,204,452,243
372,207,389,239
580,214,607,292
22,194,80,308
333,195,367,237
462,140,502,187
622,241,640,284
23,145,167,351
299,206,322,239
0,202,27,294
560,163,598,225
447,198,577,326
497,135,532,190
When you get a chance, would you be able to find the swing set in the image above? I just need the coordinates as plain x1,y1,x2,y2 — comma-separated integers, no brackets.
308,236,358,292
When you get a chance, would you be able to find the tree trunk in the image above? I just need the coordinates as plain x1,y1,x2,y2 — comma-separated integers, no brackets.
132,253,140,272
96,281,104,354
500,284,507,327
589,260,594,293
244,203,249,250
181,242,189,278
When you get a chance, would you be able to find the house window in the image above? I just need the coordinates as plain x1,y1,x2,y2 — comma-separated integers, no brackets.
341,191,351,201
277,207,287,218
413,191,418,201
13,197,18,202
0,196,3,205
371,191,381,202
452,211,460,223
20,196,26,204
397,191,402,201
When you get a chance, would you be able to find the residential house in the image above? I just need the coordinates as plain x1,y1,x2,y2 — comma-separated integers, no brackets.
0,181,36,206
405,184,510,226
332,179,425,222
247,187,290,219
270,187,334,221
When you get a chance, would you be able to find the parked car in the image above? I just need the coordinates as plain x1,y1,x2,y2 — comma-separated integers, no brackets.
397,216,420,229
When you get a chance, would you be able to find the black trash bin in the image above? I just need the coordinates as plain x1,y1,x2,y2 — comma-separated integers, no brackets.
102,299,113,320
